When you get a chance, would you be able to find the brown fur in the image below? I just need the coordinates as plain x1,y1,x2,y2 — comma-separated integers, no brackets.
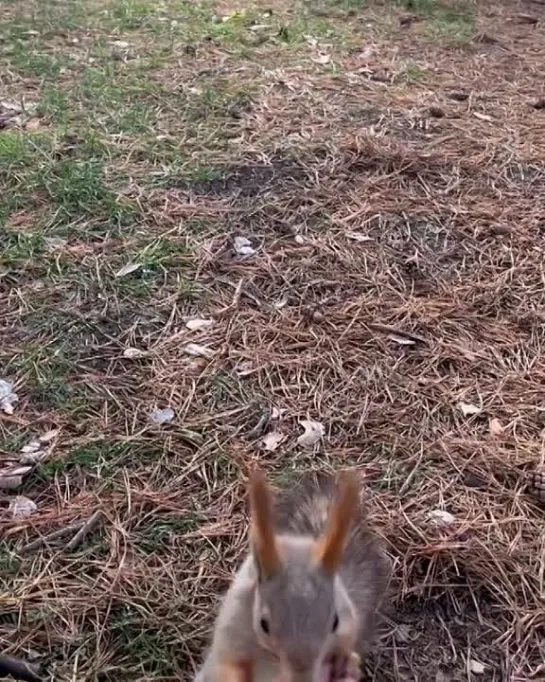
312,472,360,575
249,468,281,579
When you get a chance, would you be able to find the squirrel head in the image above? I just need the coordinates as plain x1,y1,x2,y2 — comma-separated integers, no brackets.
248,468,360,682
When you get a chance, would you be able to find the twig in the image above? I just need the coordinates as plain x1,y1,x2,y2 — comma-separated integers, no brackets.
367,322,428,344
65,510,102,551
20,519,86,554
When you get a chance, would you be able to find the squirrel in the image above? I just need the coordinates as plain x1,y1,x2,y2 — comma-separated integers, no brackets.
195,468,391,682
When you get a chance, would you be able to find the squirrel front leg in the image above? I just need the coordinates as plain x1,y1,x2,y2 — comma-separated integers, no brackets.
329,651,361,682
213,659,253,682
196,556,259,682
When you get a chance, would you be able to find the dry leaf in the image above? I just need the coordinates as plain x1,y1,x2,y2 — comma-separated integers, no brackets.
346,231,373,243
21,440,41,454
19,437,48,464
0,379,18,414
297,419,325,447
184,343,215,359
489,418,504,437
185,318,215,331
261,430,285,451
0,475,25,490
150,407,175,424
233,236,256,257
458,402,482,417
44,236,67,251
469,660,485,675
388,333,416,346
9,496,38,518
25,117,42,131
115,262,141,278
0,100,23,113
473,111,492,122
428,510,455,526
270,407,286,420
312,53,331,64
235,361,254,376
123,347,147,359
40,429,60,444
0,464,32,490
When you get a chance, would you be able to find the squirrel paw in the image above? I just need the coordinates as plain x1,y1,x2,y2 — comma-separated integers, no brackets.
329,651,361,682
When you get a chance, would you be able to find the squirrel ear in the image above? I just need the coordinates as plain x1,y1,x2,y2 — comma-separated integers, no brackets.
313,471,359,575
249,467,281,580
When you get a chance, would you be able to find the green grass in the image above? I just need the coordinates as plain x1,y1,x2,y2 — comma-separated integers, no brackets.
389,0,475,44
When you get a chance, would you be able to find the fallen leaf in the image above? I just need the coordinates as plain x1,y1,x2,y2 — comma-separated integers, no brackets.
473,111,492,122
0,379,18,414
19,437,47,464
0,464,32,490
9,496,38,518
44,236,67,251
0,99,23,113
150,407,175,424
312,53,331,64
388,333,416,346
185,318,215,331
346,231,373,243
25,117,42,131
274,296,288,309
123,347,148,359
262,430,285,451
21,440,41,454
233,236,256,257
184,343,215,359
469,660,485,675
489,418,504,437
0,475,25,490
235,361,254,376
458,402,482,417
115,262,141,278
40,429,60,444
297,419,325,448
270,407,286,420
428,510,455,526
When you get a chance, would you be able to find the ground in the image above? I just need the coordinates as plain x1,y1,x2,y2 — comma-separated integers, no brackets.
0,0,544,680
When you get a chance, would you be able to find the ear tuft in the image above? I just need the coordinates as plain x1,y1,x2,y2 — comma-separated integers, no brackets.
313,471,360,575
249,467,281,580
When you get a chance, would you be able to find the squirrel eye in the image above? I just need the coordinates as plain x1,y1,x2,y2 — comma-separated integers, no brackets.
332,614,339,633
260,618,270,635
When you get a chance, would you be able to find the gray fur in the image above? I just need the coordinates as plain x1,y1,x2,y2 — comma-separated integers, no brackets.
195,472,390,682
273,472,391,651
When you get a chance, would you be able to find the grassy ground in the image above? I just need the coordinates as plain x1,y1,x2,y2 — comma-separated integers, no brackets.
1,0,545,679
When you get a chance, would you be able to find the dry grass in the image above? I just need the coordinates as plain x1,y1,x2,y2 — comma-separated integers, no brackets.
1,0,545,680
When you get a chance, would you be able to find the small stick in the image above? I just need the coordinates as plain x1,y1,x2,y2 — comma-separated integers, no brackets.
20,520,86,554
0,654,42,682
65,510,102,551
368,322,427,344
